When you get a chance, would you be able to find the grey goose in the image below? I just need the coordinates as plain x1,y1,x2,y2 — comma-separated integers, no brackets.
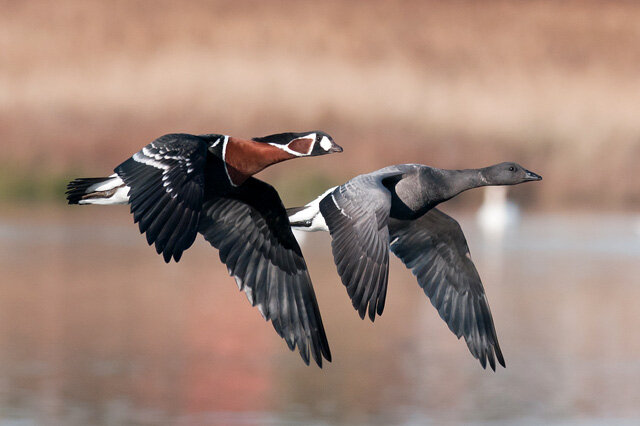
287,162,542,370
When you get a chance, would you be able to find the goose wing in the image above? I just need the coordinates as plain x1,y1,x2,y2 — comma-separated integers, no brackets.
115,133,207,262
319,172,402,321
197,177,331,367
388,208,505,370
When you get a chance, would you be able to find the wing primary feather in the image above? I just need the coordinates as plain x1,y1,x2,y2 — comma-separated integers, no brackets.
389,209,505,370
198,178,330,367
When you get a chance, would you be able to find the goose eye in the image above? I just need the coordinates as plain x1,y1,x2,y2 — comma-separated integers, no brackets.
508,166,516,172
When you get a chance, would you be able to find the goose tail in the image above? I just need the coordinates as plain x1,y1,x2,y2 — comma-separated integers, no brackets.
286,186,337,232
66,174,130,205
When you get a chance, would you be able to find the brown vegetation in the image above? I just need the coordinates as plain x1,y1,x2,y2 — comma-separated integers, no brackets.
2,0,640,208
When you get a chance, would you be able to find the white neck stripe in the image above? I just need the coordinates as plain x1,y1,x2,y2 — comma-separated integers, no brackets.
221,135,238,187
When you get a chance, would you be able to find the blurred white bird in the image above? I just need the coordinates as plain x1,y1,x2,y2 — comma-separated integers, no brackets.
476,186,520,239
634,217,640,236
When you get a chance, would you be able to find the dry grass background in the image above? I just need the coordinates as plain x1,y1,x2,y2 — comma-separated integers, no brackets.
2,0,640,208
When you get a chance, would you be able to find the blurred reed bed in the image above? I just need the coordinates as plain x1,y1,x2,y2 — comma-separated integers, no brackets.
1,0,640,208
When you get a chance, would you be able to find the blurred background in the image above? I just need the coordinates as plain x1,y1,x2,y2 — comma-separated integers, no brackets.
1,0,639,424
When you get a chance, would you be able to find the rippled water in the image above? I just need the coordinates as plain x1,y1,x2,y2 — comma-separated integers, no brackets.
0,206,639,425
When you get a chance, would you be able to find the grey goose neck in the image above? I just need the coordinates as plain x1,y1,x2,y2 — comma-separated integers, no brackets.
388,166,486,220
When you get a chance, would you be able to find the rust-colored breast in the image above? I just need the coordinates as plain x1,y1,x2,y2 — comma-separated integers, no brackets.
224,137,295,185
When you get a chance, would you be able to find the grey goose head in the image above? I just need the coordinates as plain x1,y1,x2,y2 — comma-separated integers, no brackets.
481,162,542,185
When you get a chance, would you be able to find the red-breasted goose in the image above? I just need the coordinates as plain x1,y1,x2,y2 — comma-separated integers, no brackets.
66,131,342,367
287,162,542,370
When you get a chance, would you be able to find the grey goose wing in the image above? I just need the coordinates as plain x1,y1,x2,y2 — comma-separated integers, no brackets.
115,134,208,263
319,171,403,321
388,208,505,370
197,177,331,367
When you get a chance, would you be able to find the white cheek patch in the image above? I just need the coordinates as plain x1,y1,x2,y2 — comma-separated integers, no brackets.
319,136,332,151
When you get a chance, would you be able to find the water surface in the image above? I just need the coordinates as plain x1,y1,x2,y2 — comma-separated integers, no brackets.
0,206,639,425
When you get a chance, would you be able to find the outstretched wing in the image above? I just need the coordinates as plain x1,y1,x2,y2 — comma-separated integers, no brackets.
115,134,207,263
198,178,331,367
319,173,400,321
388,208,505,370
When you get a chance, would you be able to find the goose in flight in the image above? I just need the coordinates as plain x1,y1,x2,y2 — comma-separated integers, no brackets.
287,162,542,370
66,131,343,367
